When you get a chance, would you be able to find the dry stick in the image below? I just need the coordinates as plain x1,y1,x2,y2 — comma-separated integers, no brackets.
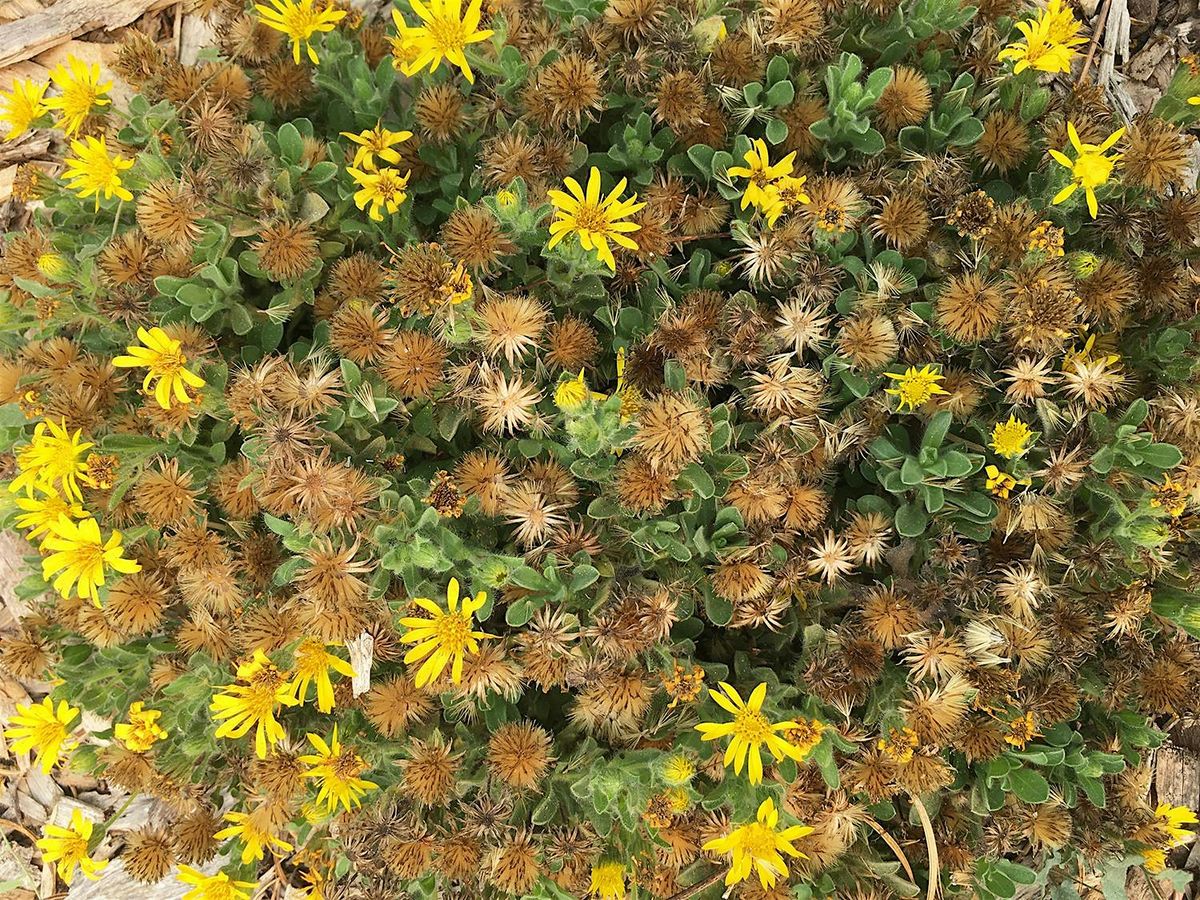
0,816,40,844
866,816,917,884
1079,0,1115,84
910,795,941,900
665,867,726,900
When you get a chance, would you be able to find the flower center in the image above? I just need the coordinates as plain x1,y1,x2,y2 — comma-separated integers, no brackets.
572,202,611,236
816,203,848,232
735,822,779,858
333,748,367,779
733,707,771,743
1073,151,1113,189
434,612,471,653
152,347,186,377
246,668,286,716
428,13,468,53
66,541,105,573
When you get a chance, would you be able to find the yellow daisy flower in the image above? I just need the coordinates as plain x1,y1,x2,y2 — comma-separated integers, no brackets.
991,414,1033,458
985,464,1018,498
727,138,799,213
399,577,493,686
695,681,810,784
254,0,347,65
112,326,206,409
0,78,48,141
14,488,85,544
289,638,355,714
36,809,107,885
41,515,141,606
62,135,134,210
554,370,607,411
8,418,94,502
214,809,295,864
997,0,1086,74
702,797,813,889
547,166,646,271
339,122,411,171
5,697,79,774
299,726,378,813
210,649,300,759
588,862,626,900
1155,802,1198,845
114,701,168,753
884,364,949,412
391,0,494,84
347,166,409,222
1049,123,1124,218
43,57,111,136
762,173,810,226
177,867,257,900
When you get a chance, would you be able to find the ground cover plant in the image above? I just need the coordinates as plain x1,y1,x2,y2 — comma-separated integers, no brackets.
2,0,1200,896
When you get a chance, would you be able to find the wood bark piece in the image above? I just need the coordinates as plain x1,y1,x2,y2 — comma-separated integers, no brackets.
0,0,176,69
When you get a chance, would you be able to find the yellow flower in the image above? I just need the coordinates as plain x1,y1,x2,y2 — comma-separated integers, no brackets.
62,135,134,210
727,139,798,213
391,0,494,83
997,0,1085,74
884,364,949,412
782,717,826,757
554,371,607,411
399,577,492,686
112,326,206,409
36,809,107,885
695,682,810,784
5,697,78,774
37,252,71,280
210,649,300,759
444,262,472,304
177,867,257,900
41,515,141,606
702,797,813,889
762,174,810,227
991,414,1033,458
615,345,641,423
254,0,347,65
290,638,355,713
14,488,85,544
1003,710,1040,748
214,810,295,864
9,418,94,502
547,167,645,271
114,701,168,752
985,464,1018,498
1049,123,1124,218
496,188,517,208
299,726,378,813
0,78,48,141
1141,848,1167,873
877,726,919,763
43,57,111,136
588,862,626,900
1150,474,1189,518
1155,802,1198,846
1139,803,1198,871
663,753,696,785
347,166,409,222
339,123,411,171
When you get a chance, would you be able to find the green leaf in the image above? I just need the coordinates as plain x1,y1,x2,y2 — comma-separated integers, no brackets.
276,122,305,164
1007,767,1050,804
679,463,715,499
894,501,929,537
